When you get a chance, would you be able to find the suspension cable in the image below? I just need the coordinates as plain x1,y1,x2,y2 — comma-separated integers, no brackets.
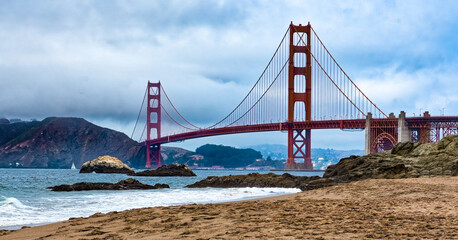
310,26,388,118
292,25,367,117
139,122,147,142
207,26,291,129
161,105,196,131
131,86,148,139
225,59,289,127
160,85,200,129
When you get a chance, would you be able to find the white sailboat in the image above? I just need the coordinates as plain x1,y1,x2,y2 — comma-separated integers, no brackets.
71,162,77,170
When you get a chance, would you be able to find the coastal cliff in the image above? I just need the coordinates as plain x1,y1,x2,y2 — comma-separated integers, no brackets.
0,117,143,168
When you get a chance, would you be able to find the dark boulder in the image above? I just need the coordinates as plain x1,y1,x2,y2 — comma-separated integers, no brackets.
130,163,196,176
80,155,134,174
48,178,169,191
391,141,420,156
451,161,458,176
186,173,320,188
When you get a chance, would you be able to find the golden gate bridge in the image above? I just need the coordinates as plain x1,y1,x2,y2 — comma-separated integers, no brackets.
131,22,458,170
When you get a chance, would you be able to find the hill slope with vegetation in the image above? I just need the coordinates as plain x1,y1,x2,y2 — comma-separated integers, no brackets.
0,117,143,168
195,144,262,168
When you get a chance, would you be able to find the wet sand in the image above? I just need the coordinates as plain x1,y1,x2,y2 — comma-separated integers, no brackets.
2,176,457,239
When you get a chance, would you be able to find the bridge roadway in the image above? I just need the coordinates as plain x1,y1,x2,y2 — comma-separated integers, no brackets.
144,116,458,146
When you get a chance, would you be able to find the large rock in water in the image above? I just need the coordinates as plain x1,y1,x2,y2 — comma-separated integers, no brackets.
48,178,169,191
80,155,134,174
130,163,196,176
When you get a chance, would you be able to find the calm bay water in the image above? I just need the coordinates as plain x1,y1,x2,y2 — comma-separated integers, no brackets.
0,168,322,230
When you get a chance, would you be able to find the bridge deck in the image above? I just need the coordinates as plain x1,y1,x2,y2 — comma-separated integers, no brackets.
145,119,367,145
144,117,458,145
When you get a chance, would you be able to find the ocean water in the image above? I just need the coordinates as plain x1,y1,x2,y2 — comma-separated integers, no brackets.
0,169,322,230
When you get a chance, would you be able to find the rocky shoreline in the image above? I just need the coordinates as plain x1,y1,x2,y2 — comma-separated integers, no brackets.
186,173,335,190
68,135,458,192
4,176,457,239
187,135,458,190
3,136,457,239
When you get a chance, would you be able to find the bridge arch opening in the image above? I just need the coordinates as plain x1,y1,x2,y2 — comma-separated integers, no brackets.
372,133,396,153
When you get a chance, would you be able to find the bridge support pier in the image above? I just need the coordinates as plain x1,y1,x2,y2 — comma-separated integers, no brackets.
364,113,372,155
398,111,410,143
146,144,161,169
286,128,312,170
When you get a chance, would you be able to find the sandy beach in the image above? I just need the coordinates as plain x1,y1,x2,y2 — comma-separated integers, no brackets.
2,176,457,239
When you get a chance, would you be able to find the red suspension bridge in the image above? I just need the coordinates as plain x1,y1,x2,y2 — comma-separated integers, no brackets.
132,22,458,170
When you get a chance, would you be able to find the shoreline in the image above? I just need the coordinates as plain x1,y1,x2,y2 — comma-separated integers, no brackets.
1,187,302,231
3,176,457,239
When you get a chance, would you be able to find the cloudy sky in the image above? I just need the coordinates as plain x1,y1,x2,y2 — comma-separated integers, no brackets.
1,0,457,151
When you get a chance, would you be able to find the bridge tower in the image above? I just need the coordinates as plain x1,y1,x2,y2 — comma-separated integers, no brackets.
146,81,161,168
286,22,313,170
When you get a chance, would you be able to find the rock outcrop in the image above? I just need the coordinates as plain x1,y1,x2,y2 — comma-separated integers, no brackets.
324,134,458,181
131,163,196,176
186,172,319,188
48,178,169,191
80,156,134,174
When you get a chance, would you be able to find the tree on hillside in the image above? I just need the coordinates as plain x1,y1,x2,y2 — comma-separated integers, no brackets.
195,144,262,168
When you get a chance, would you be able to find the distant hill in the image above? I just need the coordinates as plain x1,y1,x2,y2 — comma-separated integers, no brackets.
160,147,204,166
195,144,263,168
248,144,364,170
0,117,199,169
0,117,144,168
247,144,288,160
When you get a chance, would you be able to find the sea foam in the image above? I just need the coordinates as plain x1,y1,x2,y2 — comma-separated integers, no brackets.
0,187,300,230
